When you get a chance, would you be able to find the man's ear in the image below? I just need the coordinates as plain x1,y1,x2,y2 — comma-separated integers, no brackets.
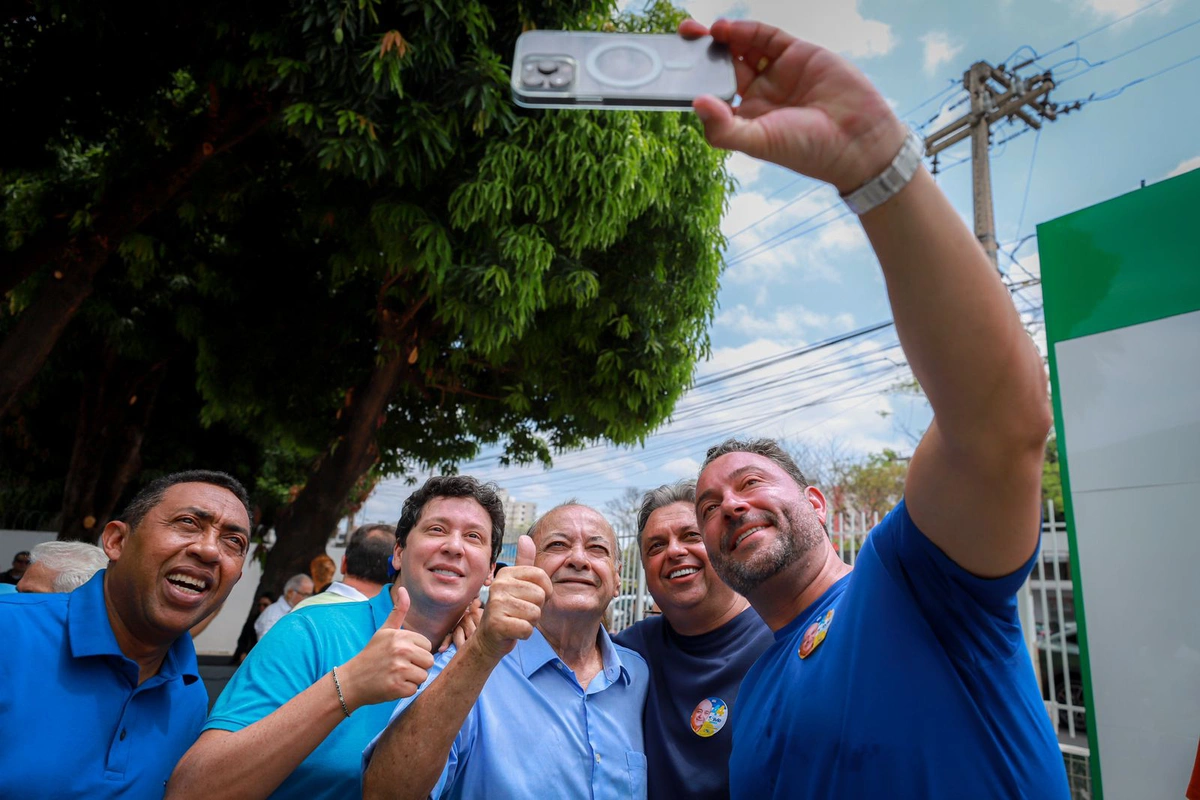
392,542,403,570
804,485,829,525
101,520,131,562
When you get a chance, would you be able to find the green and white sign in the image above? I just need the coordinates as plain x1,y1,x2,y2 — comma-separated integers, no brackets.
1040,167,1200,800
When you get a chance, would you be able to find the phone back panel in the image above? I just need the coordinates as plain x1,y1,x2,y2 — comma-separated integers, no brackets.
512,31,736,110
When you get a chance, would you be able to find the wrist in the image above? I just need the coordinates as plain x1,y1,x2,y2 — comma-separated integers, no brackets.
839,125,924,215
332,662,362,713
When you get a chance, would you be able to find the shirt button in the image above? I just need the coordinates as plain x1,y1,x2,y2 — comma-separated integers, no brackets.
119,729,127,741
595,753,601,764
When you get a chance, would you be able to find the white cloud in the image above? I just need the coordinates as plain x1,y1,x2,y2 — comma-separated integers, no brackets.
1165,155,1200,179
661,457,702,478
681,0,895,58
920,31,964,76
1080,0,1152,17
715,303,855,338
727,151,765,188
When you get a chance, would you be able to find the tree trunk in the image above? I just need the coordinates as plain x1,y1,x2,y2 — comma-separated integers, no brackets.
253,293,427,600
58,348,169,543
0,96,271,418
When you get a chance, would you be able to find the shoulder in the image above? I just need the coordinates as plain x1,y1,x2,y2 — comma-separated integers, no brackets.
613,641,650,681
612,614,662,654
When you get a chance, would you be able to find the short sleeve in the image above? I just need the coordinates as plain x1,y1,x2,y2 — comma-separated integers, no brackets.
205,612,323,732
867,499,1038,665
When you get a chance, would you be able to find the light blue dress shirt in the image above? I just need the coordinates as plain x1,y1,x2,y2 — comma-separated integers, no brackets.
368,626,649,799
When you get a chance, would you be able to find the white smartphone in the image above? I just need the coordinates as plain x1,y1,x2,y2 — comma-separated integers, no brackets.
511,30,736,111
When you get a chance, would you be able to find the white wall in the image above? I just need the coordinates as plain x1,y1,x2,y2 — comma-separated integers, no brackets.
1056,308,1200,798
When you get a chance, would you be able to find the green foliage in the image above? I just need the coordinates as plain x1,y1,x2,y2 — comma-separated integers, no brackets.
838,448,909,517
1,0,733,523
1042,433,1063,517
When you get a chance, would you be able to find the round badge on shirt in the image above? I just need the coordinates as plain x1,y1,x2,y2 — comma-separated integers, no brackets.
798,608,835,659
690,696,729,737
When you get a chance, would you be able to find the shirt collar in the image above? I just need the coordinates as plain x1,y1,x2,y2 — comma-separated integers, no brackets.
67,569,200,685
368,582,396,629
517,626,632,686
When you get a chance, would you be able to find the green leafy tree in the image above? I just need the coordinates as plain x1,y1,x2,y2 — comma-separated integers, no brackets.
1042,433,1063,517
2,0,735,616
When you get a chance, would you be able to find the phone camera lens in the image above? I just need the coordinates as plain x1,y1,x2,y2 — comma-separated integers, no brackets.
549,73,571,88
537,60,559,75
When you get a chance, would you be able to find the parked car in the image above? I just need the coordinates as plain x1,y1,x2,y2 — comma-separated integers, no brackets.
1036,622,1085,732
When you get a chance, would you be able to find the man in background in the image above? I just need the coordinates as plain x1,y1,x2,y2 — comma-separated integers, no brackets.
0,551,29,584
254,572,313,638
17,540,109,593
296,523,395,608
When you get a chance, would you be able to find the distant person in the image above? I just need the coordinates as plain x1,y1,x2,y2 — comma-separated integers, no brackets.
231,592,275,665
296,524,395,609
17,541,109,593
310,553,336,594
0,550,30,584
362,503,649,800
254,573,313,639
614,481,773,800
0,470,251,797
168,475,502,800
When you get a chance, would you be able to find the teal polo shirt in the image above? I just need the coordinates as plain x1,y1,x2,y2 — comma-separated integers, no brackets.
205,585,440,799
0,570,207,798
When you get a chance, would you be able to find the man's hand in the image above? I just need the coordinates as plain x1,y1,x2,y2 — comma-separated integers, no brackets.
438,598,483,653
472,535,551,661
680,18,906,194
336,587,435,711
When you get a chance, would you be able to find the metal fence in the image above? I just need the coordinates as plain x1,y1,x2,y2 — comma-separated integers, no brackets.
612,500,1090,799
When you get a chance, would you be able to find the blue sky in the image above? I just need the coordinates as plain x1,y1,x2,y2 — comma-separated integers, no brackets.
361,0,1200,525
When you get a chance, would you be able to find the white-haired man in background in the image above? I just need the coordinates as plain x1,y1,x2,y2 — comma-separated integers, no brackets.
18,540,109,593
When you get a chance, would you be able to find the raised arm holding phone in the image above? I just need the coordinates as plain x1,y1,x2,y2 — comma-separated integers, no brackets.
681,16,1066,800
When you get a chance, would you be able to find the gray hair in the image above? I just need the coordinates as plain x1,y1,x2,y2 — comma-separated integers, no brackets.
283,573,311,595
701,438,811,489
30,541,110,592
636,480,696,546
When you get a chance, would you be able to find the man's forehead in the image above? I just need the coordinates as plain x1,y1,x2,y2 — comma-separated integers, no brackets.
156,483,250,527
417,496,491,527
537,506,616,544
698,451,789,489
644,502,698,537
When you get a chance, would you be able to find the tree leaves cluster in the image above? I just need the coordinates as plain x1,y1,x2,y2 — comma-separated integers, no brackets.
1,0,735,603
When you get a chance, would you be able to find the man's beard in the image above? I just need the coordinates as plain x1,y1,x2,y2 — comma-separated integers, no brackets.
710,503,825,596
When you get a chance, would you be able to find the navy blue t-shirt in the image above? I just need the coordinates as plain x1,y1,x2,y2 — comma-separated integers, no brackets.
729,500,1069,799
616,606,773,799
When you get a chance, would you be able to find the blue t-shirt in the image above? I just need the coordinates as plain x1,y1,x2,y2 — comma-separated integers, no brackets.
369,627,650,799
206,587,448,800
730,501,1069,799
0,571,207,799
615,607,773,799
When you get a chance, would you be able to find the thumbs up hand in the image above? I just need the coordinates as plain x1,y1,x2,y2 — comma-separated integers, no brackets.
473,535,552,662
335,586,435,711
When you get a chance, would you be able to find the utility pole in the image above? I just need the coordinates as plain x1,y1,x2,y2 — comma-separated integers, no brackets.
923,60,1080,271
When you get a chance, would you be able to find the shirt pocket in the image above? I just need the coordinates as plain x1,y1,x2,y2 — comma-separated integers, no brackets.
626,750,648,798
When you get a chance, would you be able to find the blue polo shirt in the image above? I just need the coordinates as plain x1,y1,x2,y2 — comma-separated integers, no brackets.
729,501,1069,799
368,627,649,799
0,570,207,799
206,586,452,800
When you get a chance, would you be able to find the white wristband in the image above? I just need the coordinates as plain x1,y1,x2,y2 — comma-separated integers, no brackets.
841,128,925,215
